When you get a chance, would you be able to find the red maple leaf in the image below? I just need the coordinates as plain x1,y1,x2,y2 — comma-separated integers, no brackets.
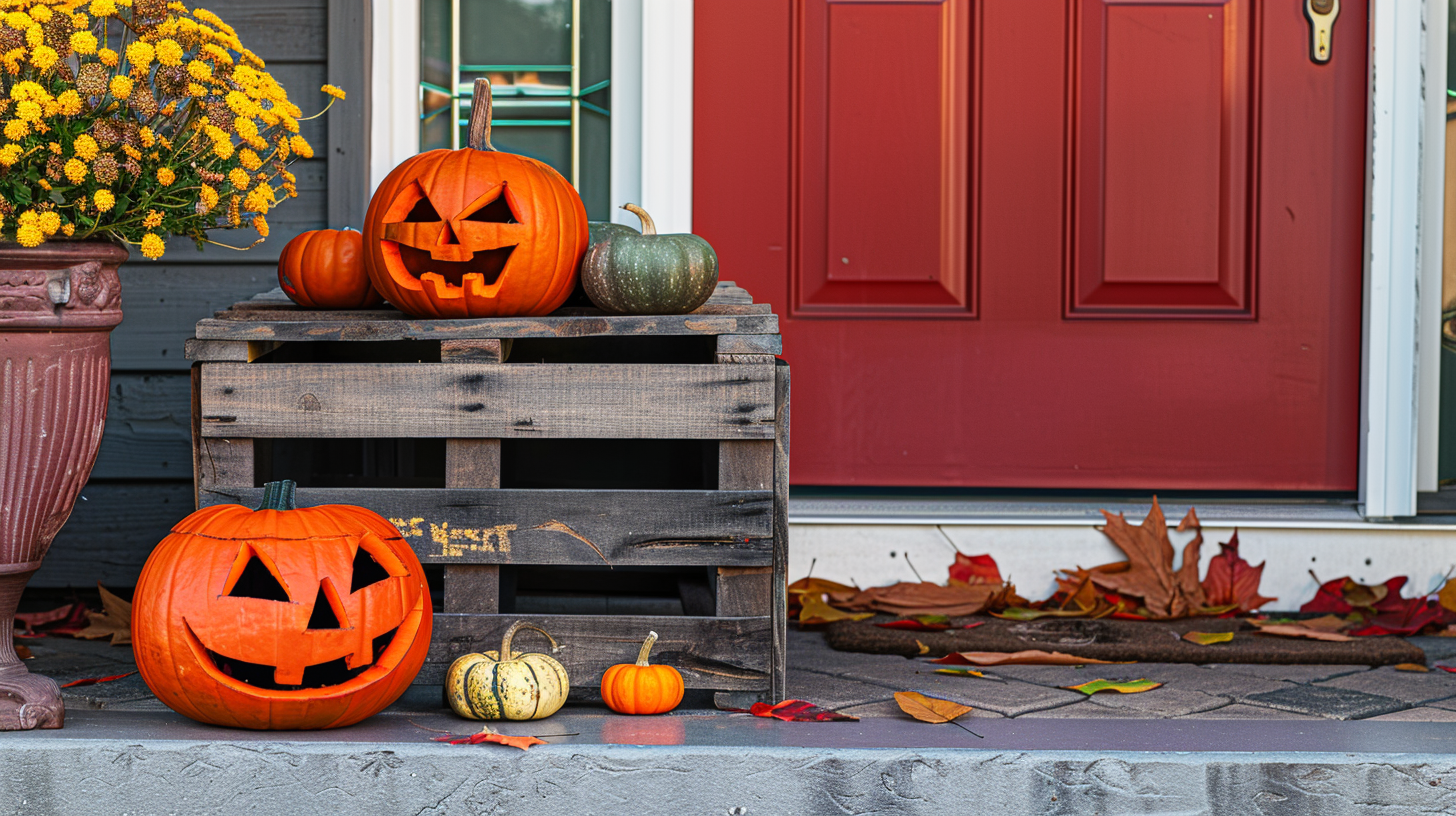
1200,531,1276,613
948,553,1002,585
747,700,858,722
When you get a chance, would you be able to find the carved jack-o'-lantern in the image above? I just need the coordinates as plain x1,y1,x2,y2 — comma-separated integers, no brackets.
363,78,588,318
132,481,433,730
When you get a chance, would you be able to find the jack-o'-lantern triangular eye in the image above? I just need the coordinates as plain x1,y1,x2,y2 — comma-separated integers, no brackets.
351,536,406,593
401,196,442,223
224,546,290,601
460,183,518,224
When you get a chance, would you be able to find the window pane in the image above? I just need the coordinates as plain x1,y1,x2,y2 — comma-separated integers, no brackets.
460,0,571,67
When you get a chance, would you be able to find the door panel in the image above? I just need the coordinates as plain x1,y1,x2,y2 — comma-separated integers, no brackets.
797,0,973,315
695,0,1367,490
1071,0,1255,316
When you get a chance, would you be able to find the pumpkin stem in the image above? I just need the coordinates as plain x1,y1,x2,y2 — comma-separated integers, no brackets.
257,480,297,512
635,631,659,666
621,203,657,236
468,77,495,151
500,621,561,658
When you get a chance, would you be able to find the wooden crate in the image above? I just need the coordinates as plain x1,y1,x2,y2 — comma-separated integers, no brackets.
185,282,786,706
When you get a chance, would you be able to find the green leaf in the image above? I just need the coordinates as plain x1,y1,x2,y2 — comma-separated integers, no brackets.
933,667,987,678
1182,631,1234,646
1063,678,1163,695
993,607,1090,621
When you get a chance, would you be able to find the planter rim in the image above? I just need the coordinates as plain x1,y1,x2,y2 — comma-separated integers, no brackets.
0,240,129,265
0,241,126,331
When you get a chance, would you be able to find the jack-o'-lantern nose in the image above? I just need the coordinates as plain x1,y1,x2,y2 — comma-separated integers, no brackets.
437,221,459,246
431,220,474,262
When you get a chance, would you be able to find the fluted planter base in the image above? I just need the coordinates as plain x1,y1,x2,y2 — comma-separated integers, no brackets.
0,241,127,730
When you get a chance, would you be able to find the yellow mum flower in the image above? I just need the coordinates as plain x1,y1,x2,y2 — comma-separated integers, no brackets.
185,60,211,82
198,183,218,210
93,188,114,211
97,47,117,67
289,134,312,159
142,209,162,228
42,100,56,118
15,222,41,246
238,148,261,171
109,75,132,100
125,40,153,72
155,38,182,67
36,178,48,189
211,138,232,159
121,143,140,160
10,81,45,103
62,157,85,183
61,222,73,236
186,82,206,97
89,0,117,16
18,210,37,226
227,166,248,188
202,43,231,65
233,116,257,140
24,25,40,49
72,133,97,161
56,90,81,116
252,214,267,237
37,210,59,236
3,12,31,30
243,182,274,212
321,84,345,101
69,30,96,55
28,45,56,72
156,166,175,185
138,126,155,147
28,6,51,23
3,118,29,140
72,13,88,28
0,144,21,166
13,100,38,122
46,141,59,154
139,232,164,259
33,120,48,135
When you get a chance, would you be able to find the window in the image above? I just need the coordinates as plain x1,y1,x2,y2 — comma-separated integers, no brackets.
419,0,611,219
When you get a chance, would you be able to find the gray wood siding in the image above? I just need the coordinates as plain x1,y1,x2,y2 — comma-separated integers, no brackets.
40,0,365,587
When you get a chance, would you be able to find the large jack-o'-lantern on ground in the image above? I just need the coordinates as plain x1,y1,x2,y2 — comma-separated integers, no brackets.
363,78,588,318
132,481,432,730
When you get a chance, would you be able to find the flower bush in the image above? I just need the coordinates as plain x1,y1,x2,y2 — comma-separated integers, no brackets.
0,0,341,258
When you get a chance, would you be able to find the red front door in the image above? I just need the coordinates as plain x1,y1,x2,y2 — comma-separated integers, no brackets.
695,0,1367,490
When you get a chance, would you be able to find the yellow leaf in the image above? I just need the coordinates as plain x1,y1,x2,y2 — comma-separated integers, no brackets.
894,691,973,724
1182,631,1234,646
798,593,874,625
1064,678,1163,695
932,650,1124,667
1440,579,1456,614
916,639,930,655
1395,663,1430,672
933,668,987,677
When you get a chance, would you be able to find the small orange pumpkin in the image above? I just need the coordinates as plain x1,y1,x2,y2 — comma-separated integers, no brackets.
601,631,684,715
278,228,384,309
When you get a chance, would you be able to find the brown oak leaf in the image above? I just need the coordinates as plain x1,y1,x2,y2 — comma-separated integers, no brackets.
73,584,130,646
1090,498,1204,619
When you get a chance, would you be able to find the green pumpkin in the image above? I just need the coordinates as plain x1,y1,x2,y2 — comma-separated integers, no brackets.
581,204,719,315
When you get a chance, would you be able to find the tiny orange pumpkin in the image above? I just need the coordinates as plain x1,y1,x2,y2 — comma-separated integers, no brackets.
601,631,684,715
278,228,384,309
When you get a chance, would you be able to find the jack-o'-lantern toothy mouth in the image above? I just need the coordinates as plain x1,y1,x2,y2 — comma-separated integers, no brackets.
183,619,401,691
391,243,516,289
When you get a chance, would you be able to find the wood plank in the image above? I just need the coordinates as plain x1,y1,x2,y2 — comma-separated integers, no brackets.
184,339,282,362
719,440,774,491
716,567,772,616
195,438,254,492
420,614,773,690
217,302,773,322
440,339,510,364
771,360,790,702
193,312,779,342
717,334,783,355
32,481,194,587
443,378,501,614
327,0,372,229
91,374,193,480
115,265,288,370
196,488,774,567
716,354,777,365
209,0,328,62
197,363,778,439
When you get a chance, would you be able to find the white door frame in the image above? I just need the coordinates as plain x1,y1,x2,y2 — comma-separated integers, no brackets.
368,1,1442,518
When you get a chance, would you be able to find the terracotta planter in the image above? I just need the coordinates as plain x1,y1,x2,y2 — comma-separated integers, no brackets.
0,241,126,730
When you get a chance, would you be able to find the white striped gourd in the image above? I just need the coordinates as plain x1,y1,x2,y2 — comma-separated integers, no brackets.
444,622,570,720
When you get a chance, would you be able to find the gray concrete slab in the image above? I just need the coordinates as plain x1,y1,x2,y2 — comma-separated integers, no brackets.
1182,703,1323,720
817,657,1086,717
1242,685,1409,720
1071,686,1230,718
1366,707,1456,722
1195,662,1372,684
787,668,896,709
1317,665,1456,706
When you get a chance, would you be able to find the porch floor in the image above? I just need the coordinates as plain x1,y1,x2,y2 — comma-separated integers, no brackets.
15,630,1456,813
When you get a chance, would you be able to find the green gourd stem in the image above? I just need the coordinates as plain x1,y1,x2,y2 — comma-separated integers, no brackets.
635,631,659,666
468,77,495,151
257,480,297,512
621,203,657,236
500,621,560,657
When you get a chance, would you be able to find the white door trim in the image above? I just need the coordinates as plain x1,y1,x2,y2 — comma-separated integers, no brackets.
1416,0,1449,495
1361,0,1445,519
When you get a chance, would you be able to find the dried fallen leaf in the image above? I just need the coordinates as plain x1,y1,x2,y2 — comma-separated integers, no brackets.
932,650,1123,667
1064,678,1163,695
747,700,858,722
73,584,130,646
1201,530,1276,613
798,593,874,625
1395,663,1430,672
1183,631,1234,646
15,644,30,659
1437,665,1456,674
895,691,972,724
59,670,138,689
876,615,952,631
842,581,1001,617
1249,622,1352,642
948,553,1002,585
933,667,987,678
916,640,930,655
433,724,547,750
1440,578,1456,614
1091,500,1205,619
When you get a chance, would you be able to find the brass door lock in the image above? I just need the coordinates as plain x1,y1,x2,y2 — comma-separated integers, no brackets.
1305,0,1339,64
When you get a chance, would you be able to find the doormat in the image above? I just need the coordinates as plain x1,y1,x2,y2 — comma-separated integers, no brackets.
824,616,1426,666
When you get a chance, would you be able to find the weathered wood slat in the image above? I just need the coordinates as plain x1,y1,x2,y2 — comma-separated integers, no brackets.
717,334,783,355
92,374,193,480
116,265,284,370
771,360,791,702
197,363,777,439
215,303,773,323
442,345,503,614
193,312,779,342
196,487,774,567
420,614,772,690
33,481,195,587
